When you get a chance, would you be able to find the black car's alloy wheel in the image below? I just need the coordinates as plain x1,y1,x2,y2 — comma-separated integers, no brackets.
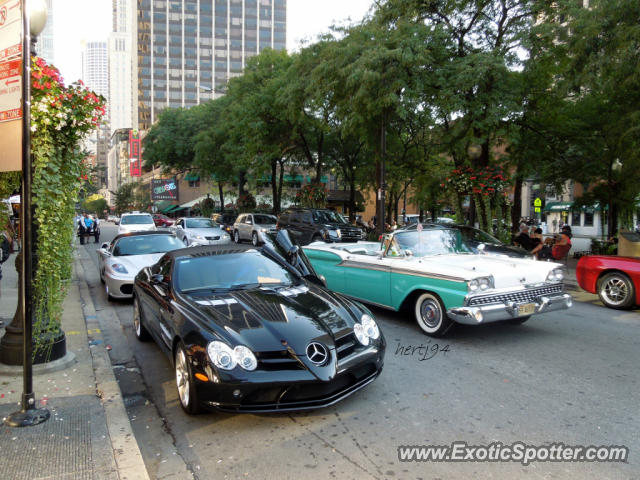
598,272,636,309
133,296,150,341
175,343,201,414
414,292,452,337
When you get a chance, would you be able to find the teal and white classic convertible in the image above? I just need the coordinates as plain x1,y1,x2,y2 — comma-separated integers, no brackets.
302,228,573,336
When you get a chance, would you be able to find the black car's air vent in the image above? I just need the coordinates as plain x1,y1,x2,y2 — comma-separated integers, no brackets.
335,333,357,360
257,350,304,370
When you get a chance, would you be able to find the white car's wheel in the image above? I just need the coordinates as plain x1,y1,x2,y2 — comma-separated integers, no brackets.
234,230,240,243
252,232,259,246
105,283,113,301
414,292,452,337
183,236,189,246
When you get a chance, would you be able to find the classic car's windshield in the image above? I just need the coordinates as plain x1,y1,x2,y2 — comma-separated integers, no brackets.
113,235,185,256
458,227,501,245
254,215,277,225
312,210,348,224
185,218,218,229
391,230,472,257
176,251,296,292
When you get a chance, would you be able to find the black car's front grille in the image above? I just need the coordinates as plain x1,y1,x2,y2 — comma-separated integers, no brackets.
335,333,357,360
468,284,563,306
257,350,304,370
340,228,362,240
120,284,133,295
205,236,220,241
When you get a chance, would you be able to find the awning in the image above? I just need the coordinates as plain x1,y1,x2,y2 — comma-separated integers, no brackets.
327,190,365,203
542,201,573,212
179,195,210,209
161,203,179,213
184,173,200,182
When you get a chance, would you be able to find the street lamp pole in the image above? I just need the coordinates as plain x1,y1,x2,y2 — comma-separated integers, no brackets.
4,0,51,427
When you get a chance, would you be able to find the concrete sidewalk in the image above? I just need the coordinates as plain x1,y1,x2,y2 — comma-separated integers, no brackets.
0,250,149,480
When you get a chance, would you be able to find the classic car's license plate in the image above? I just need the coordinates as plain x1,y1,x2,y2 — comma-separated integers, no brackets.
519,303,536,316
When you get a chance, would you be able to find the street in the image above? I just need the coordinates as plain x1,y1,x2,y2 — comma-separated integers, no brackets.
81,223,639,479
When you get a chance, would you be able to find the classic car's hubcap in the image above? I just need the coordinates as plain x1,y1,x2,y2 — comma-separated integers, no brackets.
420,300,442,328
176,350,190,407
603,277,627,304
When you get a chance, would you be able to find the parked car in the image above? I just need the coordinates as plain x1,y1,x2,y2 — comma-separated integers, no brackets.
277,208,363,245
118,212,156,234
303,228,572,336
152,213,174,227
107,215,120,225
576,255,640,309
132,233,385,414
97,231,186,300
233,213,278,245
170,217,231,246
211,212,238,235
403,223,529,258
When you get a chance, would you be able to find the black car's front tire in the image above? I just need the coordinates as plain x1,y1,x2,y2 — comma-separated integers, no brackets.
175,342,201,414
133,296,151,341
414,292,453,337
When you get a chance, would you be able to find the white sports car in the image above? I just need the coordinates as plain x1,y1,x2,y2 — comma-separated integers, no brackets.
98,231,185,299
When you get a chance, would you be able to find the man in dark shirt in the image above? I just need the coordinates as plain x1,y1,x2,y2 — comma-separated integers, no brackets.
513,224,534,251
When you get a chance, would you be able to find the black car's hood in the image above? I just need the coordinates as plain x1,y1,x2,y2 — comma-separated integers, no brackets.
181,284,361,356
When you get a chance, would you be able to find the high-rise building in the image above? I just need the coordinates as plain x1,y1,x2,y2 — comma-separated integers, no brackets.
37,0,55,64
134,0,287,131
109,0,134,134
82,41,109,100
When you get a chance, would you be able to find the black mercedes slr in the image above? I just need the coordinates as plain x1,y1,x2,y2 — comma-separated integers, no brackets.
132,231,385,414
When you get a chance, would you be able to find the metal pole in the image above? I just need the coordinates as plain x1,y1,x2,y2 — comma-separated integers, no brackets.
5,0,50,428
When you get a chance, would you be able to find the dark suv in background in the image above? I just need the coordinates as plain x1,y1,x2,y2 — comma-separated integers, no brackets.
277,208,363,245
211,212,238,235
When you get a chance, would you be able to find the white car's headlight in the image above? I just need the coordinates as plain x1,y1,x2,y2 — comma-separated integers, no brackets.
361,314,380,340
353,323,369,345
546,268,564,282
111,263,128,274
222,234,230,239
194,234,206,240
260,228,268,233
468,276,493,292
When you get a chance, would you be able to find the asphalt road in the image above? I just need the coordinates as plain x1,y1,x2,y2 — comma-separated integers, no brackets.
82,223,639,480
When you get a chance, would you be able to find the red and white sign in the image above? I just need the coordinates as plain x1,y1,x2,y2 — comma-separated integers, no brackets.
129,129,142,176
0,57,21,122
0,0,22,62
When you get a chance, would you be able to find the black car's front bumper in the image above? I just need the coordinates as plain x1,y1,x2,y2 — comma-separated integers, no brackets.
193,343,385,413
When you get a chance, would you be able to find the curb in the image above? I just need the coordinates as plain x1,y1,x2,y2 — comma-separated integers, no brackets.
74,250,150,480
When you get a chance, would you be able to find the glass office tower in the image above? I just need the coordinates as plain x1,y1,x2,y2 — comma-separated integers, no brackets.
136,0,286,130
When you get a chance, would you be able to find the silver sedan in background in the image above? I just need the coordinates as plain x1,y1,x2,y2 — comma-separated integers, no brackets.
97,231,186,300
170,217,232,246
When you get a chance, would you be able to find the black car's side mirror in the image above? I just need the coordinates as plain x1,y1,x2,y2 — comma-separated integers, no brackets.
150,274,165,285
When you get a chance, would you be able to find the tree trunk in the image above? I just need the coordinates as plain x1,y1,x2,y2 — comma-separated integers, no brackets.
218,182,225,213
511,177,523,233
271,159,279,214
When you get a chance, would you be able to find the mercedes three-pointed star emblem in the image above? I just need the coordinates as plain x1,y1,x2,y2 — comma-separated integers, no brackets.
306,342,329,365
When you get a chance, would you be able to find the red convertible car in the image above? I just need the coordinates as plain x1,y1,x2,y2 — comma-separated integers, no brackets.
576,255,640,309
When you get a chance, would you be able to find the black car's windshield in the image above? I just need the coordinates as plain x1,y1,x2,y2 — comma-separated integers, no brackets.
121,214,154,225
254,215,277,225
176,251,296,292
312,210,347,224
113,235,185,256
185,218,218,229
391,230,472,257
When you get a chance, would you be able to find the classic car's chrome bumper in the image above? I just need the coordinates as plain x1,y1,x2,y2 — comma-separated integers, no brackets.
447,292,573,325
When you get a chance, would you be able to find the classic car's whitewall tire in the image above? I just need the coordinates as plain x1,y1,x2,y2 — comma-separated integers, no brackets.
414,292,452,337
175,342,201,414
133,296,151,342
597,272,636,310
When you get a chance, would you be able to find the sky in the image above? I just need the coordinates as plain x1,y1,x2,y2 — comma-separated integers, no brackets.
50,0,374,85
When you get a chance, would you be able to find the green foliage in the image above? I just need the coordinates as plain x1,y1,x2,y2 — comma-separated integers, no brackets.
114,181,150,214
82,194,108,217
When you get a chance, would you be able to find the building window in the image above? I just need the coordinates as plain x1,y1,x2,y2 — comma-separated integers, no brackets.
571,210,581,226
189,179,200,188
584,211,594,226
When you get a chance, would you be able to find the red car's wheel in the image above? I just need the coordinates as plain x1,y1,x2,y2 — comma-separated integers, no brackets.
597,272,636,310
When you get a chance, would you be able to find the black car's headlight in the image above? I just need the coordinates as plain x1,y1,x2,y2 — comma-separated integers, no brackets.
354,314,380,346
207,341,257,371
546,268,564,282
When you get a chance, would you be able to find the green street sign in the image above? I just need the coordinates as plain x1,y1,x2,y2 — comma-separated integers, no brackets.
534,197,542,207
